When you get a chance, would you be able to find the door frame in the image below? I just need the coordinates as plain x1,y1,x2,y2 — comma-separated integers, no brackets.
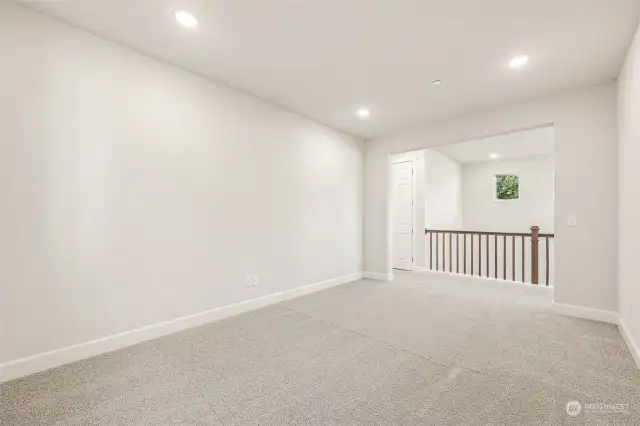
390,156,418,271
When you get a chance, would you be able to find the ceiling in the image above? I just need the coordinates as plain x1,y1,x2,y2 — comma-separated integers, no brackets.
433,126,554,164
16,0,640,139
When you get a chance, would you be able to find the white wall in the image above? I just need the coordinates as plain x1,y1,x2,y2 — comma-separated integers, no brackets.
365,83,617,312
462,155,554,234
0,3,363,367
617,22,640,358
424,150,463,230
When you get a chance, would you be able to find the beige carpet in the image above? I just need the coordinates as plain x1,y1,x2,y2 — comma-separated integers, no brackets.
2,272,639,425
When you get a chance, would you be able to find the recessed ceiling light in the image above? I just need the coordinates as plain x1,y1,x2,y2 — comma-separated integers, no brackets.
357,108,370,119
489,153,501,160
509,55,529,69
432,80,442,85
175,10,198,28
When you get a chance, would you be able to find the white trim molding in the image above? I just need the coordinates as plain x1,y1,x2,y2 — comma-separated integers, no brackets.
552,302,619,324
619,319,640,372
0,271,363,384
413,268,554,293
363,271,395,282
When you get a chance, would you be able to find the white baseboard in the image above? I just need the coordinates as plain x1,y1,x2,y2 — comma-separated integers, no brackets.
552,302,619,325
363,271,394,282
619,319,640,372
0,271,363,384
413,268,554,293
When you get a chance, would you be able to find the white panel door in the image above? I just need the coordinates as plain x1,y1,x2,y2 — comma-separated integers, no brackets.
392,160,414,271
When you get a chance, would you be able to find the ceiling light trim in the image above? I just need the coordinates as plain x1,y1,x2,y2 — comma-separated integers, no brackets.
357,108,371,119
175,10,198,29
508,55,529,69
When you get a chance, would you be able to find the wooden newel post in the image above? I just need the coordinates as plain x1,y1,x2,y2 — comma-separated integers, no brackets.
530,226,540,285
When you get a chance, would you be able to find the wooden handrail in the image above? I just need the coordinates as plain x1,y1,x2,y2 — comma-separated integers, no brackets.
425,226,554,286
425,229,554,238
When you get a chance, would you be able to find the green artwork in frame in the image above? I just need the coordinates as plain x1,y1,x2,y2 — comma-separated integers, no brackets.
495,174,519,200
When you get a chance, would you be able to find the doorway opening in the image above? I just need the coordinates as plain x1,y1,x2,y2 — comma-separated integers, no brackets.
390,125,555,286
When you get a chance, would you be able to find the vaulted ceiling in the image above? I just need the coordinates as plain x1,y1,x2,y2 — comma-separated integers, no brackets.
17,0,640,139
